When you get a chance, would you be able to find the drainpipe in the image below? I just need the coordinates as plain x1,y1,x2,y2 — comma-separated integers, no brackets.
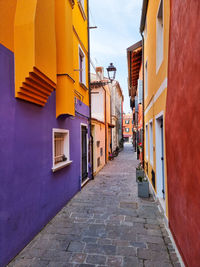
140,32,145,169
103,85,107,164
110,84,112,153
87,0,94,179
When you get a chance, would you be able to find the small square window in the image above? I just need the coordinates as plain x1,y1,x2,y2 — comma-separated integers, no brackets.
125,120,129,124
125,128,129,133
52,129,72,172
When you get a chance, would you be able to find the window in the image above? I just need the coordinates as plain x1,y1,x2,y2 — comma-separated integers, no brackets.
156,0,164,72
79,47,86,85
145,124,148,160
80,0,84,7
97,141,100,147
97,157,100,167
125,120,130,124
145,60,148,98
149,121,153,165
125,128,129,133
100,147,103,157
52,129,72,172
77,0,86,20
144,18,147,40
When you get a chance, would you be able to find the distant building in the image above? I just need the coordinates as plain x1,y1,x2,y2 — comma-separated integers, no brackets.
91,67,123,174
123,113,134,143
109,81,124,152
127,40,143,161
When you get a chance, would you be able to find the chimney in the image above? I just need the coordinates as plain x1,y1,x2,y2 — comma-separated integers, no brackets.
96,67,104,81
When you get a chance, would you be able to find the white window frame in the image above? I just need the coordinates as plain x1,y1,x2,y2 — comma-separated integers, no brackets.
144,18,147,40
52,128,72,172
145,60,148,99
156,0,164,73
80,0,84,9
125,128,129,133
145,123,148,160
80,123,89,183
149,120,153,165
77,0,86,20
79,46,86,85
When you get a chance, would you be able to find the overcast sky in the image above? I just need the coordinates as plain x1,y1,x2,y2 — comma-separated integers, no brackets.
89,0,143,114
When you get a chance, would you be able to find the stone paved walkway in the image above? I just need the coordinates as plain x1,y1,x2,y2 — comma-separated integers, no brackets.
8,144,181,267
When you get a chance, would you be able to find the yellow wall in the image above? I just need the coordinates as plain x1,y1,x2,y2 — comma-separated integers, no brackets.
55,0,75,116
0,0,89,112
0,1,17,51
144,0,170,217
72,0,89,107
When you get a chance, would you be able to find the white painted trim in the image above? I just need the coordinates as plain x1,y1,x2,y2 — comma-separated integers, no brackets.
78,45,86,85
80,123,89,185
144,59,148,99
149,120,154,166
144,78,167,116
155,110,164,120
145,123,148,160
52,128,71,172
156,0,164,73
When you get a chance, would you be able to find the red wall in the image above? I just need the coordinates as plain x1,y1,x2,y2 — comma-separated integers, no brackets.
165,1,200,266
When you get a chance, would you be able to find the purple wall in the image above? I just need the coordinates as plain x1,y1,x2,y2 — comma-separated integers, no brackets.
0,43,90,266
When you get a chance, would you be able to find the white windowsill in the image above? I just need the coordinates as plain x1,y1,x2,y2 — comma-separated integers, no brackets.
52,160,73,172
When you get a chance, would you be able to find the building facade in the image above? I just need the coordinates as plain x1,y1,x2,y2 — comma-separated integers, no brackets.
127,41,143,161
123,113,134,143
110,81,124,152
0,1,91,265
165,0,200,266
140,0,170,219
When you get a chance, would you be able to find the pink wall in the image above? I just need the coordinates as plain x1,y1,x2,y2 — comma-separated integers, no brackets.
165,1,200,266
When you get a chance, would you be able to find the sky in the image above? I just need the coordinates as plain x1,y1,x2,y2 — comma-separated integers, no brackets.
89,0,143,114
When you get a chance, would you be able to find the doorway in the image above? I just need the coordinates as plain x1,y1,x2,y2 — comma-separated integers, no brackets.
155,114,165,205
81,124,88,184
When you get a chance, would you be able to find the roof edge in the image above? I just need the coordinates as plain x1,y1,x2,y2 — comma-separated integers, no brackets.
140,0,149,33
127,40,142,52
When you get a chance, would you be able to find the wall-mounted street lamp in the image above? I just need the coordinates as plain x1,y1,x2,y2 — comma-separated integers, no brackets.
106,63,117,82
91,63,117,88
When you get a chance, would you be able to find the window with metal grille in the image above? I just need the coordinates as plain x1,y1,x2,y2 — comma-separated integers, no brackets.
52,129,72,172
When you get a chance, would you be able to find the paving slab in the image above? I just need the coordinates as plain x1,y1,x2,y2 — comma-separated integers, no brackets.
8,144,181,267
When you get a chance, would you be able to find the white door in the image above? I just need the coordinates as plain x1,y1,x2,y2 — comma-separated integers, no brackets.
155,115,165,200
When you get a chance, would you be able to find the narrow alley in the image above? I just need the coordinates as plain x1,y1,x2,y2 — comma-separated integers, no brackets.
8,144,181,267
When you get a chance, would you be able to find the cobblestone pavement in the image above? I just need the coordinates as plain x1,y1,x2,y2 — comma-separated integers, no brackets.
8,144,181,267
